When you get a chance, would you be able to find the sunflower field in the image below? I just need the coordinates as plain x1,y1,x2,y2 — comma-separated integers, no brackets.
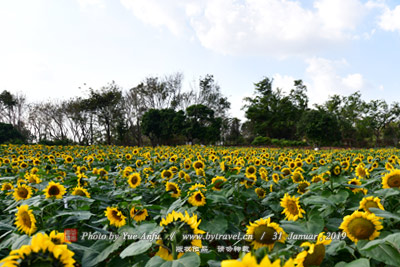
0,144,400,267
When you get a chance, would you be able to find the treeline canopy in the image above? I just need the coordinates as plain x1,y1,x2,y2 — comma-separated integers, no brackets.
1,73,399,147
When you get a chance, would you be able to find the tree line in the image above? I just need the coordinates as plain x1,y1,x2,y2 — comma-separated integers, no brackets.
1,74,400,147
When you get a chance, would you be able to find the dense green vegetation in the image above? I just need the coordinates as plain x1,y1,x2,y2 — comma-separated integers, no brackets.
1,74,399,147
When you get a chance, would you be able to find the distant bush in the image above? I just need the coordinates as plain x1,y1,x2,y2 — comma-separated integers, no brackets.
38,138,74,146
0,123,25,144
252,136,307,147
251,136,271,146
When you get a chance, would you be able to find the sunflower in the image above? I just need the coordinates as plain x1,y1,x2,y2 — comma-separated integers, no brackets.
244,174,257,188
25,173,41,184
130,207,148,222
165,182,181,198
221,252,295,267
211,176,227,191
272,173,279,184
255,187,266,199
297,181,310,195
189,183,206,191
220,161,226,171
1,182,13,192
195,168,205,176
0,232,75,267
15,205,37,235
341,161,350,171
156,210,205,260
184,173,191,183
291,171,304,183
64,155,74,164
13,184,33,201
71,186,91,198
294,232,332,267
49,230,69,244
382,169,400,188
359,196,384,213
44,181,66,199
347,178,367,194
193,160,205,170
161,169,174,180
246,217,287,250
105,207,126,228
245,166,257,176
280,193,306,221
339,211,383,243
188,191,206,206
281,167,291,178
311,175,326,183
128,173,141,188
355,164,369,179
332,165,341,176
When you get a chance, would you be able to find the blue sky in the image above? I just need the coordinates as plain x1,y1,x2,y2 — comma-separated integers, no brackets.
1,0,400,120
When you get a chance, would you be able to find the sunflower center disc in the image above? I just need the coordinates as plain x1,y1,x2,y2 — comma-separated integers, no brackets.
21,211,32,228
195,193,203,202
388,175,400,188
253,225,276,244
112,210,122,221
303,244,326,267
49,186,60,196
288,201,299,215
19,188,28,198
130,177,138,184
348,217,375,240
76,190,86,196
365,201,378,212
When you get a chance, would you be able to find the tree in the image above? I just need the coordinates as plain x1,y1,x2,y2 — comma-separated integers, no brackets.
297,109,341,146
243,77,308,140
186,104,221,144
141,109,186,146
0,122,25,144
85,81,124,145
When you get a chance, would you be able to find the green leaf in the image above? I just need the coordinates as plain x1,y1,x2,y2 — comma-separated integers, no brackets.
0,222,16,231
280,221,308,235
157,253,201,267
96,236,125,262
369,208,400,221
167,199,186,214
306,213,324,234
200,216,228,234
359,242,400,266
11,234,31,250
55,210,94,220
334,258,370,267
325,240,346,256
330,189,349,204
145,256,166,267
81,240,110,267
303,195,334,206
120,239,153,258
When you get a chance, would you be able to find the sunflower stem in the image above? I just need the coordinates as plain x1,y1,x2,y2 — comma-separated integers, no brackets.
172,231,177,260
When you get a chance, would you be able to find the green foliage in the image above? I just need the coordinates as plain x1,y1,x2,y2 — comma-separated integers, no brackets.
0,122,25,144
142,109,186,146
297,109,341,146
251,136,271,146
243,78,308,140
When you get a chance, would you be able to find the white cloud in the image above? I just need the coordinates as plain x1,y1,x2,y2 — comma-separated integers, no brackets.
120,0,370,56
378,5,400,32
305,57,366,104
76,0,106,9
273,74,296,94
120,0,191,36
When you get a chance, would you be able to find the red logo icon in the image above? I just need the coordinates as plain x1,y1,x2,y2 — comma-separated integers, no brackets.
64,228,78,242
